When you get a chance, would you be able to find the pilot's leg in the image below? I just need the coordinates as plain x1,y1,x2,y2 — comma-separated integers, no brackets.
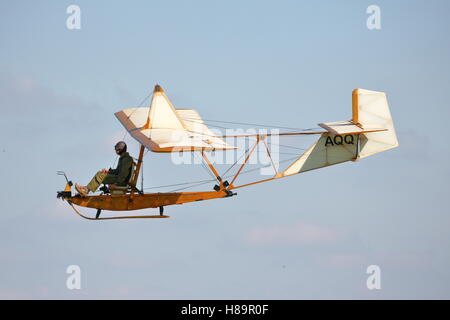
76,172,117,196
101,174,118,185
86,170,109,192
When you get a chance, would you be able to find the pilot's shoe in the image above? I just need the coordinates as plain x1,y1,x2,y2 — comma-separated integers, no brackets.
75,184,89,197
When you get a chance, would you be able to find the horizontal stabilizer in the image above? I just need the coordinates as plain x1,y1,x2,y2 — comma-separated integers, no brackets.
319,121,386,135
282,88,398,177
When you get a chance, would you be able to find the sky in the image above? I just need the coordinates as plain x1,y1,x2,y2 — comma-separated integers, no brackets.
0,0,450,299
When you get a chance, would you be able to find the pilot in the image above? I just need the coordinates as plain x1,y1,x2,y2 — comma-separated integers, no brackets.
75,141,134,197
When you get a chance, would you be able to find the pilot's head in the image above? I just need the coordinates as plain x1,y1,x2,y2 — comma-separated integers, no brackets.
114,141,127,155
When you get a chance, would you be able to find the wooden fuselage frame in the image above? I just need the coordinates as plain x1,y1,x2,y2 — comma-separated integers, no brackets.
66,144,238,212
61,88,394,219
68,189,233,211
65,128,379,213
65,135,276,213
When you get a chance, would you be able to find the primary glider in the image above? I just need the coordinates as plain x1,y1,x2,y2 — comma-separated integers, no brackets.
57,85,398,220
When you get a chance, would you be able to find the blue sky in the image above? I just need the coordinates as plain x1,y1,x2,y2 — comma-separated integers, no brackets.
1,0,450,299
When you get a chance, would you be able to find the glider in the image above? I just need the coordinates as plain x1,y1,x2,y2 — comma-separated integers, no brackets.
57,85,398,220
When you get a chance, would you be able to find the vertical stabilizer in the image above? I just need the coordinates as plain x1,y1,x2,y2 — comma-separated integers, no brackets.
352,88,399,159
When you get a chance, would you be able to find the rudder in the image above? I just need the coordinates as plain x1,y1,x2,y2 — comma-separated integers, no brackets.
352,88,399,159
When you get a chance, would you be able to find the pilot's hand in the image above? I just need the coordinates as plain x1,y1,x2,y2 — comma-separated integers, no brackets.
109,184,117,190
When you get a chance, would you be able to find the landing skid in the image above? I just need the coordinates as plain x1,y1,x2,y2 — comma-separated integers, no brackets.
67,201,170,220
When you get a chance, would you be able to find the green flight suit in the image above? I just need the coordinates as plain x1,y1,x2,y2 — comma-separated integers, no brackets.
87,152,134,192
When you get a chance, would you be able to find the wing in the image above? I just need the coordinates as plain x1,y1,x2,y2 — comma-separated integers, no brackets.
115,86,236,152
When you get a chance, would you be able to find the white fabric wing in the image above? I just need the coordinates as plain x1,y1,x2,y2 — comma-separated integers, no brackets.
115,87,236,152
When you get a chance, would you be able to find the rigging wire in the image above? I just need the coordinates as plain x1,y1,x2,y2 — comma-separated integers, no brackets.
140,150,149,192
266,141,307,151
142,135,307,192
113,91,152,169
222,156,299,180
125,91,153,121
143,178,216,190
180,118,232,131
221,145,251,178
113,93,315,192
180,116,321,132
167,179,218,193
122,128,128,141
195,151,218,181
143,155,300,192
167,156,300,193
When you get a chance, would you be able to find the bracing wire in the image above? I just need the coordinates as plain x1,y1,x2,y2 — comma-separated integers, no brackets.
167,156,300,192
125,91,153,121
143,178,216,190
138,131,307,192
167,180,218,193
143,156,300,192
195,152,219,182
222,156,299,180
112,95,317,193
180,116,321,132
221,145,251,178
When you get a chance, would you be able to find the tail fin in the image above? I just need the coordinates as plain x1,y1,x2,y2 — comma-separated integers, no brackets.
352,88,399,159
282,88,398,177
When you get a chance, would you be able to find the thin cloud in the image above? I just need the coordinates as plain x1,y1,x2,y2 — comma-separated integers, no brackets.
245,221,340,246
0,70,103,132
315,253,367,269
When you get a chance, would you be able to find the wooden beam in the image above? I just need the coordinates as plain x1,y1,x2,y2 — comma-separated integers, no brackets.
201,151,222,183
130,145,145,187
229,136,260,188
